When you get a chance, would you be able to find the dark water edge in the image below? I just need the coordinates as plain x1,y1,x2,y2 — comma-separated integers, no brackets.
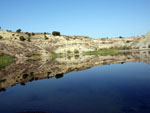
0,62,150,113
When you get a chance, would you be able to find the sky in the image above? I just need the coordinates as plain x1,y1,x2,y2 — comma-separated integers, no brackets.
0,0,150,38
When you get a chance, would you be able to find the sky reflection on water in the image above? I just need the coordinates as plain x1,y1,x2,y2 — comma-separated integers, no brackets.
0,62,150,113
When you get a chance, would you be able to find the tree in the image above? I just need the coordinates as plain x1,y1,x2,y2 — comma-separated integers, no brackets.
52,31,60,36
16,29,21,33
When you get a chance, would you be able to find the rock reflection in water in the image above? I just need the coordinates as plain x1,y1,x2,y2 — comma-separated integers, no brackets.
0,51,150,91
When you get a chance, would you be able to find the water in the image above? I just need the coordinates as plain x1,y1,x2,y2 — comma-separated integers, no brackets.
0,52,150,113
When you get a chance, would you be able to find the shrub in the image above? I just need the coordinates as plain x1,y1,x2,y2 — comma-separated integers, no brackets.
0,35,3,39
6,30,12,32
52,31,60,36
19,36,26,41
74,49,79,53
30,72,34,76
12,34,15,36
32,32,35,36
149,45,150,48
0,79,6,83
25,32,31,37
16,29,21,33
20,82,26,86
55,73,64,79
126,40,131,43
27,37,31,42
0,88,6,92
45,36,48,40
44,32,47,35
67,50,71,54
119,36,123,38
75,55,79,59
23,74,29,79
47,72,51,76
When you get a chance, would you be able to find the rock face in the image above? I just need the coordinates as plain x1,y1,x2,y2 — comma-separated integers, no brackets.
131,32,150,49
0,51,150,90
0,30,150,61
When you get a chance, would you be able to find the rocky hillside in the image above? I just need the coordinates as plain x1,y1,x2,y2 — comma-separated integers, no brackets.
0,30,150,61
131,32,150,49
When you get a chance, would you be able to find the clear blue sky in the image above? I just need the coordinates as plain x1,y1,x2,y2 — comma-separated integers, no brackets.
0,0,150,38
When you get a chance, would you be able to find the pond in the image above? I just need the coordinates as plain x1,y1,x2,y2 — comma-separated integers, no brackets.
0,51,150,113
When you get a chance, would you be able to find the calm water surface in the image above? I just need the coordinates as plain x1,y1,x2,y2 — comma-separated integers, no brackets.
0,61,150,113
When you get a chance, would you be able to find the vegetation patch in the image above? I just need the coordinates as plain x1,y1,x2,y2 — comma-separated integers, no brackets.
110,46,132,50
0,79,6,83
23,74,29,79
67,50,72,54
55,73,64,79
32,32,35,36
85,46,132,56
126,40,132,43
26,54,41,61
52,31,61,36
0,35,3,39
16,29,21,33
85,49,119,56
0,53,15,68
50,51,59,61
74,49,79,54
27,37,31,42
45,36,49,40
19,36,26,41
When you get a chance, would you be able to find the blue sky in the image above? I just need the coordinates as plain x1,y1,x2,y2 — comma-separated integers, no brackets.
0,0,150,38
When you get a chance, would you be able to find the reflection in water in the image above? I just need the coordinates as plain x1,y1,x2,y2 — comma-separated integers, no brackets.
0,53,14,69
0,51,150,113
0,51,150,91
55,73,64,79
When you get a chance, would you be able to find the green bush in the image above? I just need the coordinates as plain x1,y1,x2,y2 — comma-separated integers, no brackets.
74,49,79,53
16,29,21,33
25,32,28,34
32,32,35,36
0,79,6,83
126,40,131,43
45,36,48,40
55,73,64,79
67,50,71,54
119,36,123,38
19,36,26,41
27,37,31,42
26,32,31,37
23,74,29,79
148,45,150,48
6,30,12,32
52,31,60,36
0,35,3,39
